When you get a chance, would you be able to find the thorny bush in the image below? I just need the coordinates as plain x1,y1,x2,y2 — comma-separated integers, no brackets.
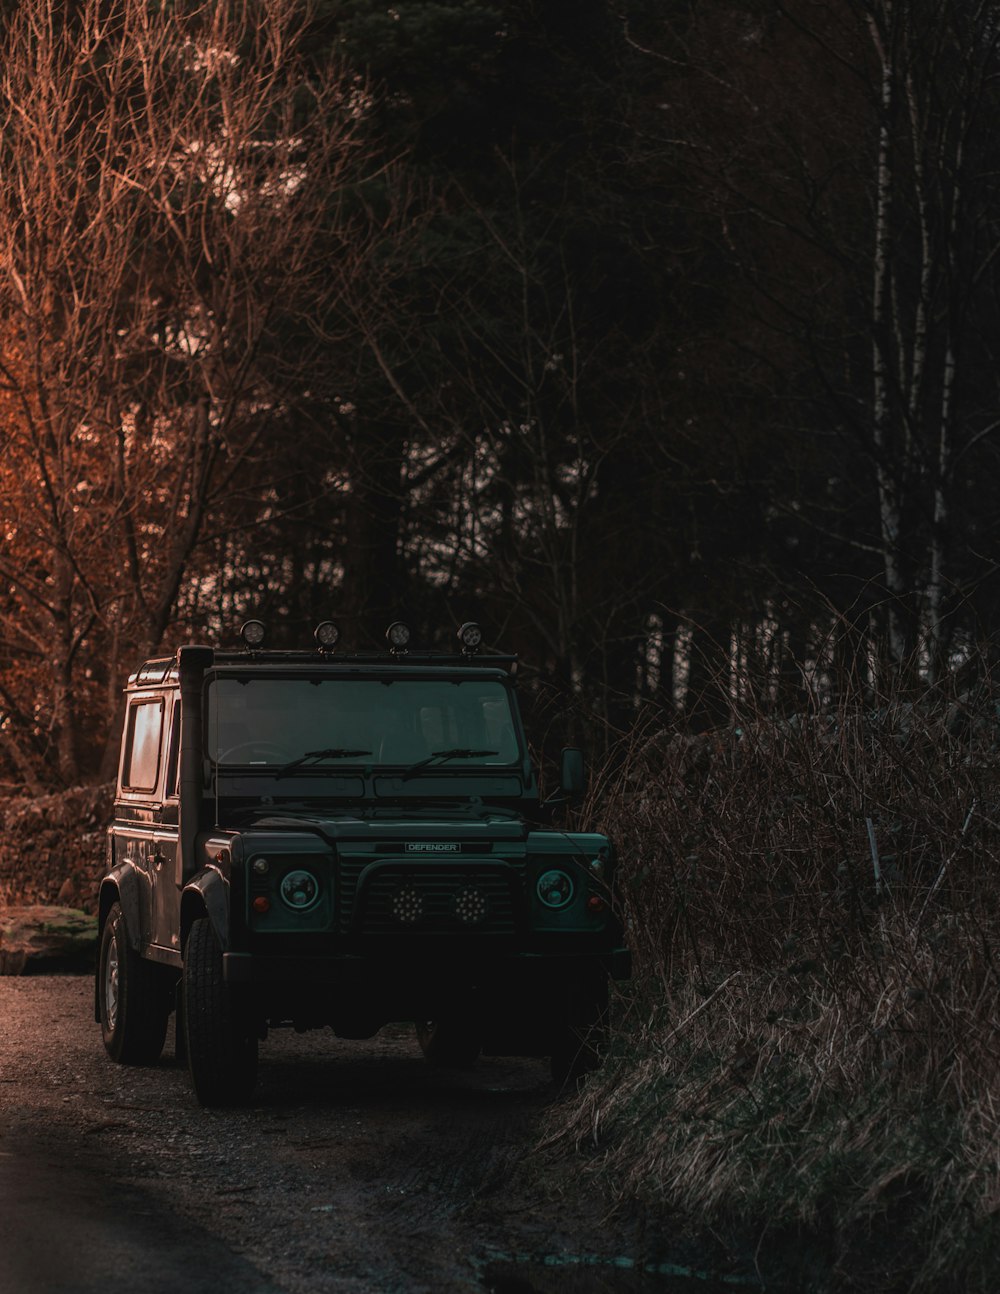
553,671,1000,1291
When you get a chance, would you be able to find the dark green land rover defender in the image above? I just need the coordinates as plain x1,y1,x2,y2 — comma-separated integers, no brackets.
96,620,630,1105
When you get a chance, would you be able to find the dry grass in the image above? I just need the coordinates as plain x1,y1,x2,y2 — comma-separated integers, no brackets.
553,670,1000,1290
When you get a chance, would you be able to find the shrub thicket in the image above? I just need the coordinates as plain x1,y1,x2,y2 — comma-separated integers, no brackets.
554,670,1000,1291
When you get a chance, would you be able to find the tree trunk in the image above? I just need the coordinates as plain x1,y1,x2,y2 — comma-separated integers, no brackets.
339,423,406,649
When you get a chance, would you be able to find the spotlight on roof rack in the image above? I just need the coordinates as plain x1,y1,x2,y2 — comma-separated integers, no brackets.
457,621,483,655
386,621,411,654
240,619,266,651
314,620,340,652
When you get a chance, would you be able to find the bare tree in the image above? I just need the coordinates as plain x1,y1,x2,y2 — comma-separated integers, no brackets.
0,0,373,784
626,0,1000,677
860,0,1000,674
365,153,659,737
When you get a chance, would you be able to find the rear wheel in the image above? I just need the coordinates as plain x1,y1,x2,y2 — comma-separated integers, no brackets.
183,917,258,1106
416,1019,481,1069
98,902,169,1065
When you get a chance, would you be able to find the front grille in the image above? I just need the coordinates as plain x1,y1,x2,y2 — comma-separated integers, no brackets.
336,855,369,930
350,859,519,936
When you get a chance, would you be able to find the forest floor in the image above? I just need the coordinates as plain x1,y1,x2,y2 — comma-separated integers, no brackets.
0,974,757,1294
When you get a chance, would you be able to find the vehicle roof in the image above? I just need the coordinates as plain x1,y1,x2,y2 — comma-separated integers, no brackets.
126,648,517,690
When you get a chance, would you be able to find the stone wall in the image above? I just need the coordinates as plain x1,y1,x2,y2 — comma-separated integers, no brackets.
0,784,113,915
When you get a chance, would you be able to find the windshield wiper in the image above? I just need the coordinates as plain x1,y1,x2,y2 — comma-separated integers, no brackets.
401,748,499,780
277,748,372,777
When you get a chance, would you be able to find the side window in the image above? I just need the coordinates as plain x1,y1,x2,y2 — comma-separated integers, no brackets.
123,699,164,793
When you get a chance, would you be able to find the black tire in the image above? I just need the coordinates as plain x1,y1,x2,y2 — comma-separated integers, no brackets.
183,916,258,1106
98,902,169,1065
415,1020,481,1069
550,970,609,1088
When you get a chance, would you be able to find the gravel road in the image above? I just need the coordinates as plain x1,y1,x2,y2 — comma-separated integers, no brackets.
0,976,742,1294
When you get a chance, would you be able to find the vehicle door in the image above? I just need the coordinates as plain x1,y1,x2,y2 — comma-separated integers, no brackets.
149,695,182,955
114,691,169,949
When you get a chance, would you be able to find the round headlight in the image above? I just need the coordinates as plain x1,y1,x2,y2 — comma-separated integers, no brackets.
240,619,266,649
315,620,340,649
386,621,411,650
280,869,320,912
457,621,483,652
536,869,574,909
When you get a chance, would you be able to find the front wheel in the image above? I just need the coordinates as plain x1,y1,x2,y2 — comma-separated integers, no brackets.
183,917,258,1106
98,902,169,1065
415,1020,481,1069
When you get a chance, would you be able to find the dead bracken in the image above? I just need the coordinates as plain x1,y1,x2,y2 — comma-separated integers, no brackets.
549,665,1000,1293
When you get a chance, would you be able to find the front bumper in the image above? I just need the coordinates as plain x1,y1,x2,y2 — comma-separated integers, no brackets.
222,944,632,988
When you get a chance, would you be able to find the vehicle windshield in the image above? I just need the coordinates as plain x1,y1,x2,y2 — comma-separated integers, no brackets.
206,676,521,769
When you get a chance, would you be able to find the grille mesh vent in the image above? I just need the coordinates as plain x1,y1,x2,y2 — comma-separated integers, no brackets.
340,856,521,935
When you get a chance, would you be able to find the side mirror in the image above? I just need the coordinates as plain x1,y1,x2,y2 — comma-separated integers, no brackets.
559,747,586,802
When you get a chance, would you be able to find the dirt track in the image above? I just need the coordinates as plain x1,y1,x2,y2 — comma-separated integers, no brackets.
0,976,744,1294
